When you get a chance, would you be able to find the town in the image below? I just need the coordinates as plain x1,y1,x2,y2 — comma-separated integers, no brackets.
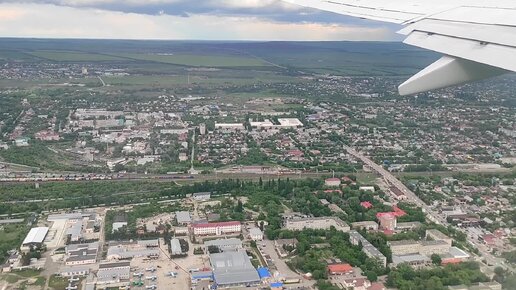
0,40,515,290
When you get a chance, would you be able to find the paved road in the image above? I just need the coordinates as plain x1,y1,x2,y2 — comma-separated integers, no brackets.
343,145,513,272
260,239,315,288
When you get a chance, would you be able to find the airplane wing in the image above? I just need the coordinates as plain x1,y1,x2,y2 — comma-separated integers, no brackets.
283,0,516,95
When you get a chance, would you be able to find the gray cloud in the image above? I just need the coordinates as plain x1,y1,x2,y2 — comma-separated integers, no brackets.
0,1,401,41
0,0,388,26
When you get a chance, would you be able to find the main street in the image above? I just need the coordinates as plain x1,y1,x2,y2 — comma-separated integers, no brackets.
343,145,513,272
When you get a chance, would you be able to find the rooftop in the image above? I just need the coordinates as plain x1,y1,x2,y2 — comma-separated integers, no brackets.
66,254,97,262
249,228,263,236
175,211,192,223
327,263,353,273
426,229,450,239
389,240,419,247
22,227,49,245
448,247,470,259
99,261,130,269
421,240,449,246
205,238,242,248
392,254,430,264
192,221,241,229
171,238,182,254
210,250,260,286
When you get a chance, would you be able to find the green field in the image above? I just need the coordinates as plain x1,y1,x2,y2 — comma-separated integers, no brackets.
0,39,441,76
0,223,28,262
114,53,271,67
30,51,126,62
0,50,36,61
103,73,298,87
48,275,68,290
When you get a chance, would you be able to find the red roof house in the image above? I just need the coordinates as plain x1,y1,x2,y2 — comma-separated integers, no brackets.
327,263,353,275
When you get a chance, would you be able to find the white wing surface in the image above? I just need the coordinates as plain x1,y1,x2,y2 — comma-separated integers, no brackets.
283,0,516,95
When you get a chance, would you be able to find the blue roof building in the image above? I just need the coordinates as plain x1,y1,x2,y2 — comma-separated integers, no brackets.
257,267,271,279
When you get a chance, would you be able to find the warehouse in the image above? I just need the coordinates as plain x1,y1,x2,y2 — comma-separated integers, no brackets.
175,211,192,225
170,238,183,256
97,261,131,288
21,227,49,251
210,250,260,288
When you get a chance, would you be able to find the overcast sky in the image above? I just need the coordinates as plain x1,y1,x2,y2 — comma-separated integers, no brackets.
0,0,401,41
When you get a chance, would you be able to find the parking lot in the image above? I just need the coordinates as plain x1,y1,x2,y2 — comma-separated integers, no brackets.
130,256,189,290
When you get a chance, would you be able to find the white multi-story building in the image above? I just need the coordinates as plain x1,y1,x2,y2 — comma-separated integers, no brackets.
192,221,241,236
284,216,350,232
349,230,387,267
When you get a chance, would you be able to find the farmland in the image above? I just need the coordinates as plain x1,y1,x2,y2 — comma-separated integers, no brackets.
113,53,272,67
29,51,127,62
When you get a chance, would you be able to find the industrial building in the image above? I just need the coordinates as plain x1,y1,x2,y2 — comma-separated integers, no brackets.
21,227,49,251
170,238,183,256
58,266,90,277
96,261,131,288
48,212,100,243
175,211,192,225
209,250,260,288
107,240,160,260
204,238,243,252
112,213,128,233
65,242,98,266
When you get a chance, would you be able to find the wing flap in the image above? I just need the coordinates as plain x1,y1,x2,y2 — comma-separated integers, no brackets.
398,20,516,48
429,6,516,26
404,31,516,72
283,0,422,23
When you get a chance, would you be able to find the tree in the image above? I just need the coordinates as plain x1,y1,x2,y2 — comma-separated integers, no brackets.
431,254,442,265
366,271,378,282
493,266,505,283
235,200,243,212
502,250,516,264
